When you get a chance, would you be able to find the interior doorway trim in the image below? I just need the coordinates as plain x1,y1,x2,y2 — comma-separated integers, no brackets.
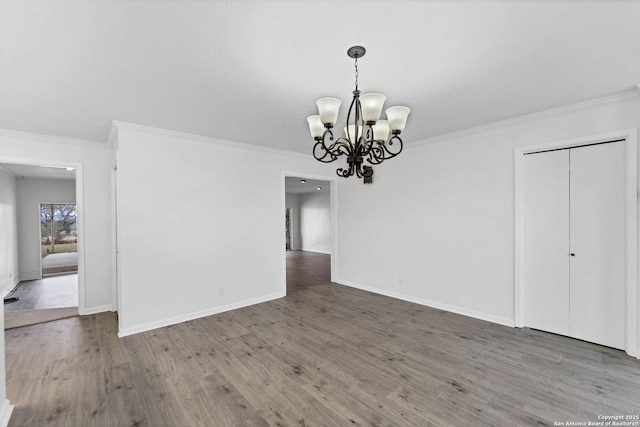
514,128,638,358
0,157,86,316
282,171,338,290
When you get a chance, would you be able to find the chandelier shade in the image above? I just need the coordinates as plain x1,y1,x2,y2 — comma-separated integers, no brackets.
372,119,390,142
316,97,342,125
307,46,410,183
359,93,387,122
386,106,411,132
306,115,324,139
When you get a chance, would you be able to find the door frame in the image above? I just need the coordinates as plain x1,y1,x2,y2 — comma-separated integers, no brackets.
514,128,638,358
282,172,338,289
0,157,86,315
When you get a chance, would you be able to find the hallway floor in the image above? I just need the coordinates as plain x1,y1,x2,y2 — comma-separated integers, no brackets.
4,274,78,311
286,250,331,293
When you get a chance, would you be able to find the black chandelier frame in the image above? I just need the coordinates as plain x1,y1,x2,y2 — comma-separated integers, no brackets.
311,46,405,182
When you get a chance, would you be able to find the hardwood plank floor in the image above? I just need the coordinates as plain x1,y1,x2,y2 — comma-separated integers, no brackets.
4,274,78,330
4,274,78,311
4,307,78,330
5,255,640,426
286,250,330,292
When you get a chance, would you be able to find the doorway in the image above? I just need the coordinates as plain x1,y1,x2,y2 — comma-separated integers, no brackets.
284,175,336,293
285,208,292,250
40,203,78,276
0,161,85,328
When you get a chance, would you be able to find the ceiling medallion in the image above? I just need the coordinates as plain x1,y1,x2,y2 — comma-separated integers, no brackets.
307,46,410,184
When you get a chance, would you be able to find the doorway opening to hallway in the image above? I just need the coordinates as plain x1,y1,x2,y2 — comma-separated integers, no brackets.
284,176,335,293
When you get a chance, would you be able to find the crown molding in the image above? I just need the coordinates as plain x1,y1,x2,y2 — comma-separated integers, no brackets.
0,128,109,148
112,121,312,160
107,122,119,150
409,88,640,148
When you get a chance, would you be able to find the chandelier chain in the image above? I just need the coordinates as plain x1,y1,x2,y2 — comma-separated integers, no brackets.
354,58,359,90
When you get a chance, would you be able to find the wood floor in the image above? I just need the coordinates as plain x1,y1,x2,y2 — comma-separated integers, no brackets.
4,274,78,330
4,307,78,330
286,250,330,292
4,274,78,311
5,252,640,426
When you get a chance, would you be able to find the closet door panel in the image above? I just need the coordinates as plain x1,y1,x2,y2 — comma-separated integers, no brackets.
569,141,626,349
523,150,570,335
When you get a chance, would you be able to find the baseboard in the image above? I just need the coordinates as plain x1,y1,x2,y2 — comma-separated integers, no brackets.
0,399,14,427
300,248,331,255
338,280,515,328
84,304,114,315
118,291,285,338
0,277,19,298
18,271,40,281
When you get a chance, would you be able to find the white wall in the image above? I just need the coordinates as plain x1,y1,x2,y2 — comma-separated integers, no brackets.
299,191,331,254
114,123,333,336
0,168,18,292
0,129,114,313
284,192,301,250
284,190,332,254
16,178,75,280
336,92,640,327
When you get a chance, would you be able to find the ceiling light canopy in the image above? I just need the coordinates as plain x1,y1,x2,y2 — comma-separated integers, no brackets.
307,46,410,184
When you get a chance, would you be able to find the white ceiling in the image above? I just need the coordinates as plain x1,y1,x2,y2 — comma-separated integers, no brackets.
1,1,639,154
285,177,330,194
0,163,76,180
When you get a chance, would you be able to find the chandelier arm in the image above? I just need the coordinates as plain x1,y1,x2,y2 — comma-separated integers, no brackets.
382,134,404,158
367,145,386,165
359,124,375,157
313,130,337,162
334,138,355,156
325,137,354,158
313,142,354,163
313,141,339,163
336,163,354,178
369,135,404,162
345,88,364,152
320,127,336,151
313,129,355,163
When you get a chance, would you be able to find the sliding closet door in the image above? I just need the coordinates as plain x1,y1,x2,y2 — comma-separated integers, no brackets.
523,150,570,336
569,141,626,349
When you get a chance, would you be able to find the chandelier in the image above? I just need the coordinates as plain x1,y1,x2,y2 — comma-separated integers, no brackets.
307,46,410,183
